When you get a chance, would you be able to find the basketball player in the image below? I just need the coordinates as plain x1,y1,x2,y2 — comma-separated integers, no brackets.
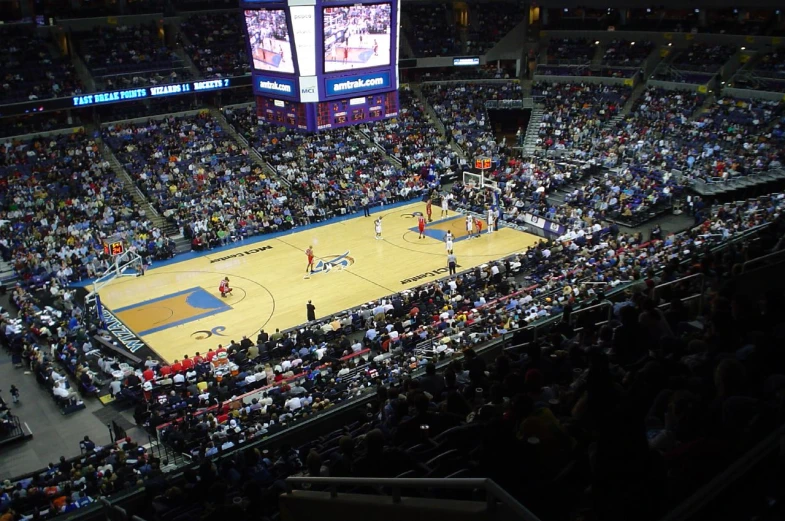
441,194,449,216
426,199,433,222
219,277,233,298
373,39,378,56
445,230,454,252
305,246,315,277
465,214,474,238
475,218,483,238
417,214,426,239
374,217,383,239
343,47,349,64
487,207,495,234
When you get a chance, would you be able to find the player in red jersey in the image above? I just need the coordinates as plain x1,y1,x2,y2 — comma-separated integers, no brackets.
426,199,433,222
475,219,483,238
219,277,233,298
305,246,315,278
417,214,426,239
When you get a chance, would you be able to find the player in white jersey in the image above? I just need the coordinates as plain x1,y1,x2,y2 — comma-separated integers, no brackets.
374,217,383,239
441,194,450,216
465,214,474,236
487,207,495,234
445,230,454,251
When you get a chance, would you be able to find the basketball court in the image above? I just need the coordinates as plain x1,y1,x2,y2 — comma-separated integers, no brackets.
91,202,540,363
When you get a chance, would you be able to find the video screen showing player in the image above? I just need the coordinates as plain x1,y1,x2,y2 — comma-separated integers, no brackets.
323,3,391,73
244,9,295,74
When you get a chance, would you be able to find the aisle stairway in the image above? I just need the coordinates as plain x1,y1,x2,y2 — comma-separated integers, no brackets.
620,82,648,116
0,258,19,287
355,127,402,167
522,105,543,155
96,137,190,252
410,84,466,161
210,107,279,179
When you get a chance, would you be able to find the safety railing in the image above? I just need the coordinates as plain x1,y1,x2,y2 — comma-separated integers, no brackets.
501,299,614,353
0,414,25,441
741,247,785,274
652,272,706,314
285,477,542,521
99,498,147,521
485,99,526,109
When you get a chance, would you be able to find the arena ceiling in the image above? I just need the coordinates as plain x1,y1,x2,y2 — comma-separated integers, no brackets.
438,0,783,9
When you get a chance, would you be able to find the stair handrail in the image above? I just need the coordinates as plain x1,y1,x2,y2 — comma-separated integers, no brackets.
99,142,161,219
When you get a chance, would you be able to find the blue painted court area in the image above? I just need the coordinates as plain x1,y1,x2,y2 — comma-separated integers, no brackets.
409,215,485,242
261,51,283,68
357,49,373,62
113,287,232,336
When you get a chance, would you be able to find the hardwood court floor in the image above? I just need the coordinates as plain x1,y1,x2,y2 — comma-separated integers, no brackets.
94,202,541,362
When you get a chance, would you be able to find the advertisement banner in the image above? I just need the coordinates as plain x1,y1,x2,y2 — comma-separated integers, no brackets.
290,5,316,76
522,213,565,236
299,75,319,102
324,71,391,96
253,74,298,98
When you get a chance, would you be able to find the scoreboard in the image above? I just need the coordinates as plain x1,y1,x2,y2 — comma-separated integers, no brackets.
241,0,400,131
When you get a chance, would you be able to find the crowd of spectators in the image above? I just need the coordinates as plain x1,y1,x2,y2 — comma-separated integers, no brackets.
0,425,161,519
465,3,524,55
0,113,83,140
630,87,706,123
670,43,735,73
365,87,462,180
97,186,785,521
2,280,100,417
102,69,192,91
731,49,785,93
556,91,784,185
103,111,298,244
402,3,462,57
74,23,185,88
3,86,785,521
0,130,172,285
533,81,631,151
0,27,84,104
407,65,516,83
226,106,432,221
753,48,785,79
180,13,251,79
547,38,596,64
601,39,655,67
452,156,596,225
423,81,522,158
535,65,639,78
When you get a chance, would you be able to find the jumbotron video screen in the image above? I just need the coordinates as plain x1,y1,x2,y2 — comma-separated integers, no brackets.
244,9,295,74
242,0,399,130
323,3,392,73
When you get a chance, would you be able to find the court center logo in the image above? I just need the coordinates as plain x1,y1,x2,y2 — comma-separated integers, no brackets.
312,251,355,275
191,325,227,340
402,212,424,218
